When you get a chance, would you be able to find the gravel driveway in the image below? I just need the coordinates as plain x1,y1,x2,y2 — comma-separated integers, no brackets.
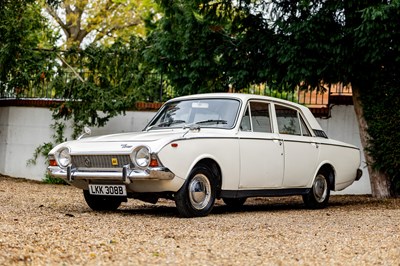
0,175,399,265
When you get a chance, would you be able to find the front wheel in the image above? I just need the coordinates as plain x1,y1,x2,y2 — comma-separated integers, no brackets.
175,165,217,218
303,172,330,209
83,190,122,211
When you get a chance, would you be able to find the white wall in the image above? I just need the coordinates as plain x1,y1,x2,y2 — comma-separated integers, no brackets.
0,105,371,194
317,105,371,194
0,106,155,181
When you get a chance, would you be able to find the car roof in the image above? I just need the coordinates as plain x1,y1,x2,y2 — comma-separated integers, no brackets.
166,93,323,131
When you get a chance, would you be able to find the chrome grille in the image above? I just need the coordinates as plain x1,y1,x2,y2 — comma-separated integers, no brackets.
71,155,131,168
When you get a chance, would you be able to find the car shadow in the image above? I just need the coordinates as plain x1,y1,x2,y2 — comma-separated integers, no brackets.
115,197,308,218
70,195,382,218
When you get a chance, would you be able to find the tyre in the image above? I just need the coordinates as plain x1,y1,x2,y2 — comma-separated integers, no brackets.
83,190,122,211
303,172,330,209
175,165,217,218
222,197,247,208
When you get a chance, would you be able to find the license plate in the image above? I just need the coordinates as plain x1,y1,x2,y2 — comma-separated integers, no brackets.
88,184,127,196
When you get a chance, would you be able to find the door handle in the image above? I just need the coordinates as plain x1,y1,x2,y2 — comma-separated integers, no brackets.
311,142,319,148
273,139,283,146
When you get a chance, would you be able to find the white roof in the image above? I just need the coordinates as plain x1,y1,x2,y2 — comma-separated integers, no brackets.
168,93,323,130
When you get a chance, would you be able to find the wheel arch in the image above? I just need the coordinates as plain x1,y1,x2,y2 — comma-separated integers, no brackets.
193,158,222,197
316,163,336,191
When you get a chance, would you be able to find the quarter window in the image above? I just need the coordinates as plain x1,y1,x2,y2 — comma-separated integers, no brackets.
300,116,311,136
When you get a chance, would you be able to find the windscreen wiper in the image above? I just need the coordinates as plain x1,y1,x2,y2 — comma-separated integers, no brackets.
195,119,227,125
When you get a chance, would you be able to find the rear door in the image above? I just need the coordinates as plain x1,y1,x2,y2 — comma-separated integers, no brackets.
274,104,320,187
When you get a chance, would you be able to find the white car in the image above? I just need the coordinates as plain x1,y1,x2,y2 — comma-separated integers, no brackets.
48,93,362,217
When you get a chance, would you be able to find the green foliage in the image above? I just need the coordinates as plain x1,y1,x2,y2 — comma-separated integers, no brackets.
355,0,400,194
146,0,233,95
147,0,400,195
50,37,158,138
43,172,68,185
0,0,57,96
43,0,160,49
361,67,400,195
354,1,400,195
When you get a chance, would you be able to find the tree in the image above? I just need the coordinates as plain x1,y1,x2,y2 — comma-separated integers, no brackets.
52,36,158,138
148,0,400,197
0,0,57,97
145,1,231,96
43,0,159,49
37,0,162,137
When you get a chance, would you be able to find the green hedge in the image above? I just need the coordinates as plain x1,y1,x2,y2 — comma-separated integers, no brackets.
361,68,400,195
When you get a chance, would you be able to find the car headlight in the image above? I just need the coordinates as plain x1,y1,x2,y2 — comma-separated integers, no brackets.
57,148,71,168
133,146,150,168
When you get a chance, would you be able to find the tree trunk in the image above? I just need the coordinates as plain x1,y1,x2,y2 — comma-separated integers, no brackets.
352,86,391,198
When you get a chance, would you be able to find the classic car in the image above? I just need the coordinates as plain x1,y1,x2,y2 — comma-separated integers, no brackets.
48,93,362,217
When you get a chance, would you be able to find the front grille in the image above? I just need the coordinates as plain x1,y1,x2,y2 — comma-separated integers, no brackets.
72,155,131,168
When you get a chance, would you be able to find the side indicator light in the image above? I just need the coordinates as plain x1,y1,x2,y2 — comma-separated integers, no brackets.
171,143,178,148
149,158,159,167
49,159,58,166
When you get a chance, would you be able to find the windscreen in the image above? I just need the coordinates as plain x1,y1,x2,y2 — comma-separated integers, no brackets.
147,98,241,129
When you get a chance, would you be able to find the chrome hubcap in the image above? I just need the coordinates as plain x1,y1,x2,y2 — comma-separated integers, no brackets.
313,174,328,203
188,174,211,210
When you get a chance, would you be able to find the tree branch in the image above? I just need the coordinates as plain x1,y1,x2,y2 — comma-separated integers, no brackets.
46,6,69,38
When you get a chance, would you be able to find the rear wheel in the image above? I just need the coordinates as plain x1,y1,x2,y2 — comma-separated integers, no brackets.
83,190,122,211
175,165,217,218
303,172,330,209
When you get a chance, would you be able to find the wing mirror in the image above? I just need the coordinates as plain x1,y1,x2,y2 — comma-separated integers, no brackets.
77,126,91,140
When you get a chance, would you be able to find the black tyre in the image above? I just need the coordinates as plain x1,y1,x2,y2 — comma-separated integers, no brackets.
175,165,217,218
222,197,247,208
303,172,330,209
83,190,122,211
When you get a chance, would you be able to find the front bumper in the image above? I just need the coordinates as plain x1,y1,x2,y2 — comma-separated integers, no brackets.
48,165,175,184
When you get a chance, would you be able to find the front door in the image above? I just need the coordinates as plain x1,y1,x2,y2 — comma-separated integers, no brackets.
238,101,284,188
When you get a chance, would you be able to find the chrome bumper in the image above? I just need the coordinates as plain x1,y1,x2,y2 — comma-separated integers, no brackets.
48,165,175,184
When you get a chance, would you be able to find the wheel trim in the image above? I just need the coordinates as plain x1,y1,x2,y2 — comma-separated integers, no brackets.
188,173,211,210
313,174,328,203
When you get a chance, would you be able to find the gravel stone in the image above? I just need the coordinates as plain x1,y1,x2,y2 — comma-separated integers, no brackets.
0,175,399,265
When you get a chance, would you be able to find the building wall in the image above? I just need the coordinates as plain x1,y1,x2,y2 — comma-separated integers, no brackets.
0,105,371,194
0,106,155,181
317,105,371,194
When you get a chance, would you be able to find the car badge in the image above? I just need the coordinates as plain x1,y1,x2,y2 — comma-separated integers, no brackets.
111,158,118,166
84,157,91,167
121,144,133,148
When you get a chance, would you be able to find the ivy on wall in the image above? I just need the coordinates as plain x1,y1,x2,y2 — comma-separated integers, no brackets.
361,67,400,195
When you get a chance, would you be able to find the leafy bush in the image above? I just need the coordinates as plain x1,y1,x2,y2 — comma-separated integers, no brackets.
361,67,400,195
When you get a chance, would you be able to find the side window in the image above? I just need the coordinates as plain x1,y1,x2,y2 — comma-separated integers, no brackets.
300,116,311,136
275,105,301,135
240,105,251,131
240,101,272,133
250,102,272,133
